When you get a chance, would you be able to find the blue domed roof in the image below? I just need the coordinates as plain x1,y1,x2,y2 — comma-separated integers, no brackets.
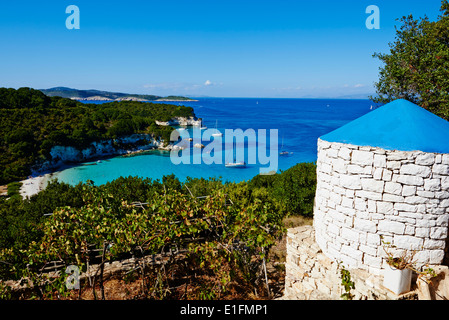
320,99,449,154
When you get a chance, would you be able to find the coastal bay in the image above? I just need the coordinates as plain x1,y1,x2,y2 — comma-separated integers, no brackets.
46,98,374,189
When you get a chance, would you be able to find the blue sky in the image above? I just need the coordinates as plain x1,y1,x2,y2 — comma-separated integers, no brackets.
0,0,443,98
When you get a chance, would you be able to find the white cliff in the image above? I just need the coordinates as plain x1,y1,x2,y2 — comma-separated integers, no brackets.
155,116,202,127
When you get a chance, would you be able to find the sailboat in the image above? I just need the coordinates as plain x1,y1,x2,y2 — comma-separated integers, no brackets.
212,120,222,137
280,136,292,156
225,140,246,168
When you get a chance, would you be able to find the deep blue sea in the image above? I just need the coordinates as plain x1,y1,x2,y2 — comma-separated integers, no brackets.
52,98,374,185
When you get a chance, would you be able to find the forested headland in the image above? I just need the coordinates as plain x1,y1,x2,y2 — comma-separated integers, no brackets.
0,87,196,185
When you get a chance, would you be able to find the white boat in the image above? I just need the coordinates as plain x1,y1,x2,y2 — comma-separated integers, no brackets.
225,140,246,168
212,120,223,137
225,161,246,168
279,136,290,156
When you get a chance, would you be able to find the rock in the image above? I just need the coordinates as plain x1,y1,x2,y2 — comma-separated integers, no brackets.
352,150,374,166
384,182,402,196
361,179,384,193
400,164,431,178
416,153,435,166
378,220,405,235
340,175,362,190
396,174,424,186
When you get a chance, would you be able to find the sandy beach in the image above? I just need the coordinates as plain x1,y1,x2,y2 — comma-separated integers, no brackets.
19,174,51,199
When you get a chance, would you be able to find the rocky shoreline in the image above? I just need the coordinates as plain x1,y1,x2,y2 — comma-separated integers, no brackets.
19,117,199,199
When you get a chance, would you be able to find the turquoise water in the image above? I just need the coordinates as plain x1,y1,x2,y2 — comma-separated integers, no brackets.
52,98,374,185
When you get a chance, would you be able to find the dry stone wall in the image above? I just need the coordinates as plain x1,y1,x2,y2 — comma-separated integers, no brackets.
314,138,449,275
283,225,417,300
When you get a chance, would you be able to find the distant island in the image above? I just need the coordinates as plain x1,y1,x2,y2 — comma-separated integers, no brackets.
39,87,198,102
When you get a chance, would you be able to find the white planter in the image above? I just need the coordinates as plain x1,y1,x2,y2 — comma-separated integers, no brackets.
383,266,412,295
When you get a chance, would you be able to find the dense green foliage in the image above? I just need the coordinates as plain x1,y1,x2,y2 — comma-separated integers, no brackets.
0,87,195,184
371,0,449,119
0,163,316,299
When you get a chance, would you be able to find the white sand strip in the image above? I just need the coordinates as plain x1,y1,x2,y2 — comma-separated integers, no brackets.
19,174,50,199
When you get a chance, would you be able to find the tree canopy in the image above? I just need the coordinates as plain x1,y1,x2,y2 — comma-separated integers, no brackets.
371,0,449,119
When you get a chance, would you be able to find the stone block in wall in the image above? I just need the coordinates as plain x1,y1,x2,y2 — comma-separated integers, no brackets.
417,190,435,198
383,193,405,203
394,202,418,213
423,238,446,250
333,185,347,196
373,168,383,180
442,177,449,190
326,147,339,158
341,197,354,209
341,227,361,243
339,175,362,190
384,182,402,195
387,151,411,161
405,196,429,205
415,217,436,228
382,169,393,181
354,197,367,211
356,190,383,201
365,232,381,246
436,215,449,227
376,201,394,214
416,227,431,238
394,234,424,250
433,164,449,175
441,154,449,165
373,154,387,168
345,189,355,199
361,179,384,193
354,217,377,233
363,253,383,269
338,147,352,160
436,191,449,200
367,200,377,213
430,227,448,240
404,224,415,235
402,185,417,197
352,150,374,166
400,164,432,178
424,179,441,191
387,161,402,170
318,162,332,174
318,139,332,149
378,220,405,235
430,250,445,264
415,153,435,166
347,164,371,175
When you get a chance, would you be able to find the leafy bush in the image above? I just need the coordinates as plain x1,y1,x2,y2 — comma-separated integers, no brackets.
271,162,317,217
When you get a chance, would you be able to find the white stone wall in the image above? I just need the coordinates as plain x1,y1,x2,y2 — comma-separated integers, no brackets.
314,138,449,275
283,225,416,300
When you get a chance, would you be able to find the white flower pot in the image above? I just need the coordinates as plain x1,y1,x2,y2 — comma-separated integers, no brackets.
383,266,412,295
